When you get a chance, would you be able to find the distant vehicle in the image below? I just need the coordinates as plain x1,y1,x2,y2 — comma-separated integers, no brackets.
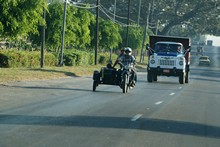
192,41,199,45
199,41,206,46
199,56,210,66
196,46,203,56
207,40,213,46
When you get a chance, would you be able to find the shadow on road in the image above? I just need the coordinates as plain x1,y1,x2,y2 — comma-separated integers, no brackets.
28,68,77,77
7,85,126,94
0,114,219,139
9,85,92,92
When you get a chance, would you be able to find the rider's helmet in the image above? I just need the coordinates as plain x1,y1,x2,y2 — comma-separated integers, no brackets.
125,47,132,55
120,47,125,54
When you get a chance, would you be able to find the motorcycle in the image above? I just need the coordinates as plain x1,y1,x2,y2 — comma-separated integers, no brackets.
119,62,135,93
92,62,135,93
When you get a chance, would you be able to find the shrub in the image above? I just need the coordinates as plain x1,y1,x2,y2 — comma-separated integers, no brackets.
63,49,94,66
0,50,57,68
0,53,9,67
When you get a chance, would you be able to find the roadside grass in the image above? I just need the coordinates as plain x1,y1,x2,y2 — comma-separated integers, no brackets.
0,65,99,84
0,58,148,84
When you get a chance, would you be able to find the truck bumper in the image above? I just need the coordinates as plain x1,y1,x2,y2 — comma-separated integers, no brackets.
148,67,184,76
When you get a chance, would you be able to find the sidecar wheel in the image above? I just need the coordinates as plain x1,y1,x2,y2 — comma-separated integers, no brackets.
93,80,98,91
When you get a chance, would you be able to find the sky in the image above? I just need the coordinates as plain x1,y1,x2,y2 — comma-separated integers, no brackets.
206,35,220,46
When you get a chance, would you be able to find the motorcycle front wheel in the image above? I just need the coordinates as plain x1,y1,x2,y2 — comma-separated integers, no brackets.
122,74,129,93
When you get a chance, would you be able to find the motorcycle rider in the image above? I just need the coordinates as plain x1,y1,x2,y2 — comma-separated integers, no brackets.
112,47,125,68
113,47,137,87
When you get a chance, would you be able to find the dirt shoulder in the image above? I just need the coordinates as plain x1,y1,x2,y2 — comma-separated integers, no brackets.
0,63,147,85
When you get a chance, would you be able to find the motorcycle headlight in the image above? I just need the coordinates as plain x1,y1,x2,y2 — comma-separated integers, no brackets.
150,59,155,64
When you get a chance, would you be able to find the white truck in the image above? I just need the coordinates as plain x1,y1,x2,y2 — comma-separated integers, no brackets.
146,35,191,84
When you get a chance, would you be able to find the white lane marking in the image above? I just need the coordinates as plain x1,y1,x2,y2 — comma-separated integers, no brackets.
179,87,182,89
170,93,175,96
155,101,163,105
131,114,143,121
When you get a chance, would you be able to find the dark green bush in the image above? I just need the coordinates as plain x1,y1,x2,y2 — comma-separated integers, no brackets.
63,49,117,66
63,49,94,66
64,53,77,66
0,53,9,67
0,50,57,68
0,49,118,68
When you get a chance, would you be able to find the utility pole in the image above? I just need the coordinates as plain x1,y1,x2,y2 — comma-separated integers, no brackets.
125,0,131,47
41,0,52,68
95,0,99,65
155,19,159,35
59,0,67,66
114,0,117,22
40,6,46,68
140,3,151,63
138,0,141,25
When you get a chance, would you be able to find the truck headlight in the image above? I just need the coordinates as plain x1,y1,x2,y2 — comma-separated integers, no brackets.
179,61,183,65
150,59,155,64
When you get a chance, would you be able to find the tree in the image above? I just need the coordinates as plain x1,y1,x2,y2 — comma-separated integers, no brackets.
149,0,220,36
99,20,122,50
29,1,95,51
0,0,45,38
119,26,145,53
82,0,220,36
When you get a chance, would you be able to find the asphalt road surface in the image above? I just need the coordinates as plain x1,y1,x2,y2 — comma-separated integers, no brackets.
0,45,220,147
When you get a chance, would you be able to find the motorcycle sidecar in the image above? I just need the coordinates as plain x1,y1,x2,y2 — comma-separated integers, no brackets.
92,66,119,91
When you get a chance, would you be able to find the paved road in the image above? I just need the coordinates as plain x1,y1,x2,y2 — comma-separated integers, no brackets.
0,46,220,147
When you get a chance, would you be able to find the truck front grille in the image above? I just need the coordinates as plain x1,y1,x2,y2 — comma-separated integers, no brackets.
159,59,176,66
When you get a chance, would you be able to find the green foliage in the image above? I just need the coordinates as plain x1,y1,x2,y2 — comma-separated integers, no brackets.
98,52,117,64
99,20,122,50
44,1,64,49
0,53,9,67
0,22,3,34
0,50,57,68
0,0,45,38
152,0,220,35
43,1,95,51
63,49,117,66
5,0,220,69
119,26,145,53
87,0,220,36
64,49,94,66
98,53,109,64
73,8,94,48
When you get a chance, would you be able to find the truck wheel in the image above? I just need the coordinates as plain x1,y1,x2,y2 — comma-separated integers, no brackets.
179,73,185,84
185,72,190,83
153,75,157,81
93,80,98,91
147,71,153,83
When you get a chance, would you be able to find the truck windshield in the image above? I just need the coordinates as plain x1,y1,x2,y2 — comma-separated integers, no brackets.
155,43,182,53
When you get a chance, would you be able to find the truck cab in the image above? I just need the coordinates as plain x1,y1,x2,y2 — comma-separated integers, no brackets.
147,35,191,84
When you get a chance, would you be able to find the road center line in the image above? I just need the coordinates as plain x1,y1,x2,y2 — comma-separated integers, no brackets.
131,114,143,121
170,93,175,96
155,101,163,105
